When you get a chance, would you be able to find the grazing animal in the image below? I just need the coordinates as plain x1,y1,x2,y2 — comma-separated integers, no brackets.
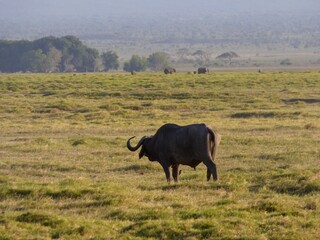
127,123,221,183
197,67,209,74
164,67,176,74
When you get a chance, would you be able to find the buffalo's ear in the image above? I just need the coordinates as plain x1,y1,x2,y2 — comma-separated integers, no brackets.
139,147,145,159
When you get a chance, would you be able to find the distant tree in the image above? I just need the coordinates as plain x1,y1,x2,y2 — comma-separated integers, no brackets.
177,48,189,59
45,46,62,72
81,48,100,72
57,35,99,72
147,52,168,71
123,62,131,72
192,50,211,66
0,40,32,72
216,51,239,60
123,55,148,72
20,49,48,72
60,54,75,72
101,51,119,71
0,35,100,73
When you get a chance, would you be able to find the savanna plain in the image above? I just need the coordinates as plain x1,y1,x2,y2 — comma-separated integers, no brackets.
0,71,319,239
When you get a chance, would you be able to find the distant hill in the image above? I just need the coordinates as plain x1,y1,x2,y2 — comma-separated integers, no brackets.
1,0,319,43
216,52,240,60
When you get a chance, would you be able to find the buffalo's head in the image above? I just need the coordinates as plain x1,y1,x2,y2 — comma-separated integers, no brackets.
127,136,154,160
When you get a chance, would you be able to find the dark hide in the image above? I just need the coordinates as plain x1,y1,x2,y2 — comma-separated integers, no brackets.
164,67,176,74
197,67,209,74
127,123,221,183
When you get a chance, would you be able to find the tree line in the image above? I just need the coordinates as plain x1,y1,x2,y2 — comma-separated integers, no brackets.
0,36,170,73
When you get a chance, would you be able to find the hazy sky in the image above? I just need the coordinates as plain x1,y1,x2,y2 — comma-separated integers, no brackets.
1,0,319,41
1,0,320,19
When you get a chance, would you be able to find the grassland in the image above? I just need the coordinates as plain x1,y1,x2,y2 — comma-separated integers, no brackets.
0,71,319,239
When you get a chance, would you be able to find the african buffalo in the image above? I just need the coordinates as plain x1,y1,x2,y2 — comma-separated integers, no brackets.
197,67,209,74
164,67,176,74
127,123,221,183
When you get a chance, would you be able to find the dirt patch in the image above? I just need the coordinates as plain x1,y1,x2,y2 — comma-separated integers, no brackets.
282,98,320,104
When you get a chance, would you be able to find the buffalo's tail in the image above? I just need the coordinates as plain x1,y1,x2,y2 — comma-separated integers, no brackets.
207,127,221,161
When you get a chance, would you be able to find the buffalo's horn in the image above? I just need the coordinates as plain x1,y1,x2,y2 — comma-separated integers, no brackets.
127,136,146,151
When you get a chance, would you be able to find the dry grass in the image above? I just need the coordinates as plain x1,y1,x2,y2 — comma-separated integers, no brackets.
0,71,319,239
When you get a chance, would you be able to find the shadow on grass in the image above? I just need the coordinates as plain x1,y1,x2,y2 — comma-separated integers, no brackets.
0,187,34,199
121,219,222,239
16,212,64,228
44,188,94,199
249,171,320,196
139,182,234,192
111,164,157,173
282,98,320,104
231,111,301,119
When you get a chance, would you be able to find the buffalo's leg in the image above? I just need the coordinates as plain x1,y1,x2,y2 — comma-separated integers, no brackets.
172,164,179,182
161,164,171,183
207,168,211,181
203,159,218,181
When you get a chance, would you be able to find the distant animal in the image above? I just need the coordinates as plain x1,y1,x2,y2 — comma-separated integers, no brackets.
127,123,221,183
164,67,176,74
131,71,136,75
198,67,209,74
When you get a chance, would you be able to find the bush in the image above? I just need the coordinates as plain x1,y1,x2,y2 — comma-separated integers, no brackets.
123,55,148,72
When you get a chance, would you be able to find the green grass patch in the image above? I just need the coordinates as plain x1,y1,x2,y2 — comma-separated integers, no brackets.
0,72,319,239
16,212,64,228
